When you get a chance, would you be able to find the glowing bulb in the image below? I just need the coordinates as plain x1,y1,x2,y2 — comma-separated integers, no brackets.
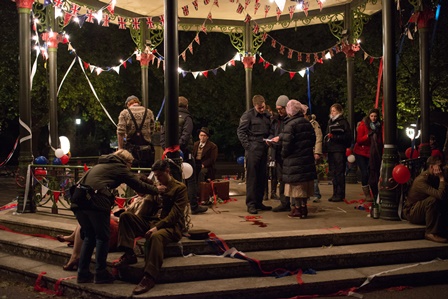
73,17,79,23
59,136,70,154
296,3,303,9
277,63,282,67
356,39,361,44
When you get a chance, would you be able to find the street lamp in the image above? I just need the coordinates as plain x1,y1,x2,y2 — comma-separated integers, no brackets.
405,123,421,140
75,118,81,125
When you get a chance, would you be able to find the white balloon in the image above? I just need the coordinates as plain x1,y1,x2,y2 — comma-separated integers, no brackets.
181,162,193,179
55,148,64,158
347,154,356,163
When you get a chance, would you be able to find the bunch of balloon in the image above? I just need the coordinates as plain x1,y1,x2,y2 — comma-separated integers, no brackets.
33,156,48,181
54,148,70,165
405,147,419,159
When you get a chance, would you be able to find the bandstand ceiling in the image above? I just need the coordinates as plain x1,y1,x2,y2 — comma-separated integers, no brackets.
43,0,382,32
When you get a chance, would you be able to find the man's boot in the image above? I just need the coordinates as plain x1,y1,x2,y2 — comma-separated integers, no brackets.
299,198,308,219
273,195,291,212
362,185,372,202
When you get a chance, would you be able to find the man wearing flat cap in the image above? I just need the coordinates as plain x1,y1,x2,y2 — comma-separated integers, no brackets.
193,127,218,183
117,95,155,168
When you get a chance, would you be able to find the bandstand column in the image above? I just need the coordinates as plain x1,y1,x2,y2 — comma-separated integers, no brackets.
164,0,181,180
16,0,35,213
379,0,400,220
139,52,154,108
41,30,63,154
413,6,435,160
244,23,253,110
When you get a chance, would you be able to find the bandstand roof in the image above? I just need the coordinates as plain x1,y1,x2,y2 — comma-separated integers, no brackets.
43,0,382,32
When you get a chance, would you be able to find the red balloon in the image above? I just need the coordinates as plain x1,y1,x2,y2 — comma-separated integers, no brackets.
346,148,352,157
60,154,70,165
405,147,419,159
392,164,411,184
34,168,47,180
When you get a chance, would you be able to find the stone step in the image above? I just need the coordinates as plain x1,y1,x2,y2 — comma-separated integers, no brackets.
1,252,447,299
1,228,447,284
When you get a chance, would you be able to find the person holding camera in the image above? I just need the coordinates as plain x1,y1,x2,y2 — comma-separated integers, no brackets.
353,108,383,202
323,103,352,202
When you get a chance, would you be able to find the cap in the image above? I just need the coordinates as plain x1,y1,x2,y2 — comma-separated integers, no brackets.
187,229,211,240
276,95,289,107
125,95,139,106
199,127,210,136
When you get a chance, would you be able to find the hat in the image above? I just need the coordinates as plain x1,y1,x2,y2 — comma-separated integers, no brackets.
187,229,211,240
286,100,308,116
125,95,139,106
276,95,289,107
199,127,210,136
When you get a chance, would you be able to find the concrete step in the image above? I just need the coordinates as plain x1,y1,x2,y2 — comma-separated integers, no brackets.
1,227,447,284
1,252,447,299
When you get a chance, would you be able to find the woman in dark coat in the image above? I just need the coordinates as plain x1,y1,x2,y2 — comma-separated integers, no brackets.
280,100,316,218
73,150,162,284
323,103,352,202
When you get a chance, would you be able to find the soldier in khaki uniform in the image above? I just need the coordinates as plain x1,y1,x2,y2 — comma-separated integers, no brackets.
404,156,447,243
114,160,188,295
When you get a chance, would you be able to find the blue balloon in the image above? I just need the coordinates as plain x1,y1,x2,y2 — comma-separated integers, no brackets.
53,157,62,165
34,156,48,165
179,150,184,159
237,156,245,165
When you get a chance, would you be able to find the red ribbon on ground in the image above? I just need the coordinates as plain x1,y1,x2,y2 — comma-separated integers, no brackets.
34,271,75,296
0,224,58,240
0,203,18,211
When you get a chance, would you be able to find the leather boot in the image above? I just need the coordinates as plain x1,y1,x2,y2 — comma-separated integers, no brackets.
288,207,301,218
362,185,372,202
273,195,291,212
300,198,308,219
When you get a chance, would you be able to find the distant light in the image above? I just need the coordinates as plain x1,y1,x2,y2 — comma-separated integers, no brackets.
406,124,421,140
356,39,361,44
277,63,282,67
59,136,70,154
75,118,81,125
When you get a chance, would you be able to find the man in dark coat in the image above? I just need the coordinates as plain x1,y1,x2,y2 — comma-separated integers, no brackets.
323,103,352,202
114,159,189,295
193,127,218,182
237,95,272,214
403,156,447,243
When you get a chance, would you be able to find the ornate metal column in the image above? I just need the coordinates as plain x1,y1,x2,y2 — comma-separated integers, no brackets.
164,0,181,179
411,4,435,160
379,0,400,220
16,0,35,212
243,23,254,110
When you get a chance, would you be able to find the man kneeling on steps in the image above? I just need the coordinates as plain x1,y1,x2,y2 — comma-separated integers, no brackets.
114,159,188,295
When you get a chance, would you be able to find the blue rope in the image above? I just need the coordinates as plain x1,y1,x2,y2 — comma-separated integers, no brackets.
156,97,165,121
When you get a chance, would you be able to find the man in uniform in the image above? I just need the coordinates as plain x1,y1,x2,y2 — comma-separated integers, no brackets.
114,159,188,295
403,156,447,243
161,96,207,215
117,95,155,168
237,95,272,214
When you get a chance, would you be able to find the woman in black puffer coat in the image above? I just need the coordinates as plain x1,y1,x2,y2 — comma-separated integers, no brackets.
280,100,317,218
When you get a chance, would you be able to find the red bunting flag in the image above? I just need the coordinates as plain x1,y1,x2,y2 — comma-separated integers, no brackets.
103,14,110,27
202,71,208,78
314,53,319,62
254,2,261,14
258,56,265,63
132,18,140,30
264,62,271,69
123,61,127,69
118,17,127,29
207,12,213,21
159,15,164,25
83,61,89,69
303,0,309,17
71,4,81,17
271,39,276,48
369,57,374,64
201,24,207,33
276,7,282,21
181,51,187,61
86,10,95,23
245,0,251,9
288,49,293,59
83,163,89,172
146,17,154,29
236,3,244,13
194,35,201,45
244,14,251,23
213,0,219,7
107,3,115,15
297,52,302,61
53,0,63,8
253,23,259,34
188,43,194,54
279,45,285,54
192,0,199,11
289,72,296,80
204,0,210,5
317,0,323,11
288,5,295,19
262,32,268,41
230,60,236,66
63,12,72,26
53,191,60,203
306,53,310,63
182,5,189,16
265,5,271,17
